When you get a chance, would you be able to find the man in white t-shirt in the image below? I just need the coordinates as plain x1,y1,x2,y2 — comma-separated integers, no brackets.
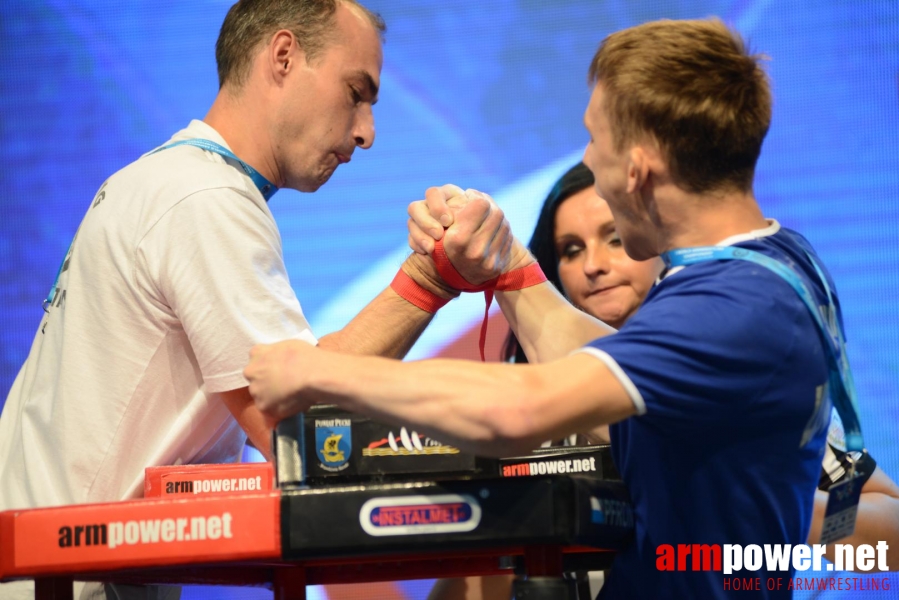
0,2,511,598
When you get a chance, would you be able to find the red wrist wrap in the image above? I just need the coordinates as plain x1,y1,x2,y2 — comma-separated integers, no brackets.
390,269,451,314
432,239,547,361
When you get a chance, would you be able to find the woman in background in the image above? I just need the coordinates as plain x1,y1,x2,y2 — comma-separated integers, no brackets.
502,161,661,363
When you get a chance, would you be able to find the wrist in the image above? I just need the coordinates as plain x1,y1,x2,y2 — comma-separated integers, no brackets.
402,252,461,300
505,238,537,273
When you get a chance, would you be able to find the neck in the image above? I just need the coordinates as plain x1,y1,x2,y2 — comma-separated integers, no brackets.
204,87,283,187
657,185,768,251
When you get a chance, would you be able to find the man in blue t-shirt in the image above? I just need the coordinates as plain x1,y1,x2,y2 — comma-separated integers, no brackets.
575,222,834,597
244,19,856,598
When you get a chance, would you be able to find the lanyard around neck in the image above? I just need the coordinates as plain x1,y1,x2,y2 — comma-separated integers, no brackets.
661,245,864,453
152,139,279,202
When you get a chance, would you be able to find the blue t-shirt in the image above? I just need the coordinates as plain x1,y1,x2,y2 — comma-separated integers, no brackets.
586,225,836,599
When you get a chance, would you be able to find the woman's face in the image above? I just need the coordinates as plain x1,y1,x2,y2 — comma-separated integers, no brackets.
554,187,663,329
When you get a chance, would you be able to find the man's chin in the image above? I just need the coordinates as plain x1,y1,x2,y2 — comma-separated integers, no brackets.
292,176,328,194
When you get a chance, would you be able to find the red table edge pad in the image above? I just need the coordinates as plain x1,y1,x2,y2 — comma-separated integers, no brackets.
0,493,281,579
144,462,274,498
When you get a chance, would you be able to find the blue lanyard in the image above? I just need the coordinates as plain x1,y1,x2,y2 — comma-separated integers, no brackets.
661,246,864,453
43,139,278,312
151,139,278,201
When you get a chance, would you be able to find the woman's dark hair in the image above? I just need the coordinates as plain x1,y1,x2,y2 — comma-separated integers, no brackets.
502,162,595,363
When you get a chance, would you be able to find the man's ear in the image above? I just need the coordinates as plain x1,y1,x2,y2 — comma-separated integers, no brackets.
626,142,666,195
626,146,650,195
268,29,301,82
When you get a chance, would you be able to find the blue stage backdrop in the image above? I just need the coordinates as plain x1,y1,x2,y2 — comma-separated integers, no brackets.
1,1,898,598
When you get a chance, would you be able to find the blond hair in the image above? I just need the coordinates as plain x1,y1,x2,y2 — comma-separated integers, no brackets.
589,19,771,193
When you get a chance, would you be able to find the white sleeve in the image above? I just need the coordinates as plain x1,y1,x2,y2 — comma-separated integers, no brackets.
137,187,317,393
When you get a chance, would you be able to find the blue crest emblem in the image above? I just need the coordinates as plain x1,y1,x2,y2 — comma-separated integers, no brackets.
316,424,351,469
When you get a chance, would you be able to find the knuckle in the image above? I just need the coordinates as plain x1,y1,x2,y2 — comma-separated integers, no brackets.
470,196,489,209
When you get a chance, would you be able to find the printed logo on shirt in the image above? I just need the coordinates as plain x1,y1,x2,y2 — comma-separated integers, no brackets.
359,494,481,536
315,419,351,471
362,426,460,457
43,180,109,324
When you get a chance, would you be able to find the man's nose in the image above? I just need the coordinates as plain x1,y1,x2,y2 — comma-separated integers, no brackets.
354,107,375,149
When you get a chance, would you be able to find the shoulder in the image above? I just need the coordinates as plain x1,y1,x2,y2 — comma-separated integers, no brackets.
106,145,270,241
135,145,256,201
651,227,830,312
115,120,265,212
647,254,799,324
615,235,822,363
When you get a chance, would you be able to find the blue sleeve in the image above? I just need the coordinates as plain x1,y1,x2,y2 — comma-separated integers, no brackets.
584,263,822,437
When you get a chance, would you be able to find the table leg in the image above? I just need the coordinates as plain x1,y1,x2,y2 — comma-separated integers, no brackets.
274,566,306,600
523,545,564,577
34,577,74,600
514,546,575,599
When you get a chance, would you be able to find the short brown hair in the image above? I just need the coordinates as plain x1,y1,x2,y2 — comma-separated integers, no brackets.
588,19,771,193
216,0,386,89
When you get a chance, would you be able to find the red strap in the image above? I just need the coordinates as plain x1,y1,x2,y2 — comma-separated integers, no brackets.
390,269,451,313
476,263,547,361
495,262,548,291
432,239,498,292
432,240,547,361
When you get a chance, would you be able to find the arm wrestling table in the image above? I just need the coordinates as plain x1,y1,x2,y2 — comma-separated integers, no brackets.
0,414,633,600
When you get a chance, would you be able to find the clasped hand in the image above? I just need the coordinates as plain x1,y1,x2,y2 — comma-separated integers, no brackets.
407,184,532,285
245,184,529,425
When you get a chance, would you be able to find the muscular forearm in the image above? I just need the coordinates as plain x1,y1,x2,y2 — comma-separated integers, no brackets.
317,288,434,358
277,350,635,457
497,283,616,363
303,352,543,456
318,253,456,359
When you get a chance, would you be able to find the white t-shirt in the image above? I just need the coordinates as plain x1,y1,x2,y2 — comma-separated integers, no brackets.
0,120,316,513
